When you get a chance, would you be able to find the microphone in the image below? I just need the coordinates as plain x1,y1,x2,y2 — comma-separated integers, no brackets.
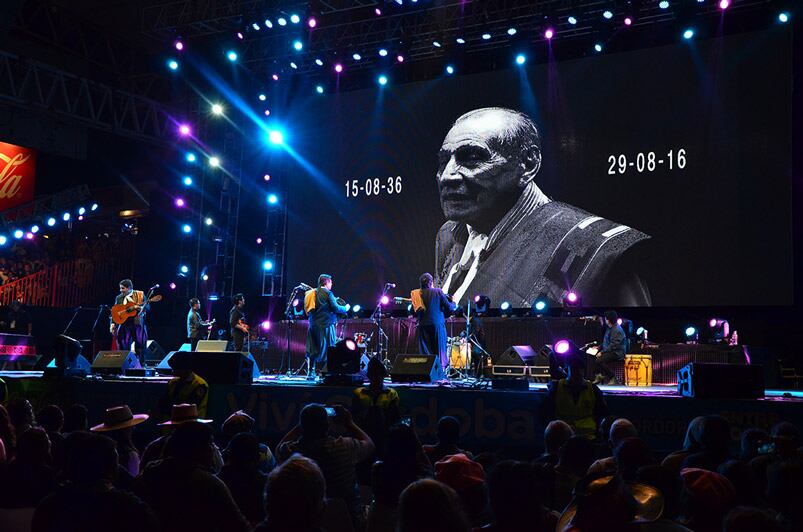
298,283,313,290
385,283,396,288
149,284,160,291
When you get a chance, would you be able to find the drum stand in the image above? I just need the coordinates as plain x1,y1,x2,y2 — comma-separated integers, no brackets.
447,297,473,382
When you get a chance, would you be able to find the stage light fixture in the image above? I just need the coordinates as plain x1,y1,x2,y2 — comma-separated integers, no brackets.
594,43,603,52
261,320,271,330
375,8,382,16
263,260,274,271
252,23,261,31
209,156,220,167
265,19,273,28
277,17,287,26
456,37,466,44
554,339,571,354
315,58,324,65
507,28,517,36
474,295,491,313
432,41,441,48
378,48,388,56
211,103,224,115
290,14,300,24
316,85,324,94
308,17,317,28
227,50,238,61
25,232,33,240
272,74,279,81
380,295,390,305
258,94,266,101
186,152,197,162
264,108,271,115
183,176,193,186
202,274,209,281
30,225,39,234
445,65,454,75
256,237,263,244
167,59,179,71
659,0,669,8
334,63,343,73
778,12,789,23
182,224,192,234
564,291,580,306
568,16,578,25
91,203,98,211
396,54,404,63
178,124,191,136
175,198,185,208
180,265,189,274
47,217,56,226
352,304,362,314
624,17,633,25
352,53,362,60
683,28,695,39
268,130,284,145
603,10,613,19
684,326,697,337
719,0,729,9
205,217,213,226
62,213,71,221
532,299,548,314
78,207,86,216
237,32,244,39
293,40,303,51
169,282,177,290
709,318,730,341
13,229,23,239
544,28,555,39
267,193,279,204
515,54,526,65
0,236,6,246
378,75,388,85
175,40,184,51
482,33,491,40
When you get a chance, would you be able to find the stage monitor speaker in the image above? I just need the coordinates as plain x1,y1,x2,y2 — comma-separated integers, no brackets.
391,354,443,383
327,339,360,375
156,350,260,379
144,340,167,366
92,350,141,375
496,345,539,366
677,362,764,399
156,351,179,372
196,340,229,352
188,351,254,385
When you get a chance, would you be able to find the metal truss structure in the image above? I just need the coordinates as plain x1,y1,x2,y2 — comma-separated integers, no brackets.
0,51,175,145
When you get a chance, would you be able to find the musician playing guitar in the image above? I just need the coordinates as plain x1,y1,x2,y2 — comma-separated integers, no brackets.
110,279,149,365
413,273,456,376
187,297,215,351
305,274,349,378
229,293,248,352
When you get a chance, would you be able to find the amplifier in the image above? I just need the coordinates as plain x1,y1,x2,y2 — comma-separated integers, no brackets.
492,365,528,377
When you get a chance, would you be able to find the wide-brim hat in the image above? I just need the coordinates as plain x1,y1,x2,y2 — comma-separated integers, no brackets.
159,403,213,425
90,405,149,432
557,475,664,531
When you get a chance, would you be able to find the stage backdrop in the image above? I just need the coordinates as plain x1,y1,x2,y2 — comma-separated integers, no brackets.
285,30,792,308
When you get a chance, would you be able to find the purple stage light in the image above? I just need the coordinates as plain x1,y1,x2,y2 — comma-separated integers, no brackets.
175,198,185,207
624,17,633,26
178,124,191,136
396,54,404,63
719,0,730,9
566,291,578,303
308,17,317,28
709,318,718,328
380,295,390,305
169,282,176,290
261,320,271,330
474,295,480,303
175,40,184,51
263,174,271,181
334,63,343,73
617,318,623,326
544,28,555,39
554,340,570,354
272,74,279,81
375,8,382,15
237,32,244,40
256,237,263,244
345,339,357,351
264,109,270,116
25,232,34,240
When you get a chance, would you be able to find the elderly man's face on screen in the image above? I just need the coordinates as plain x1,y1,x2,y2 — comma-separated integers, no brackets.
437,109,534,226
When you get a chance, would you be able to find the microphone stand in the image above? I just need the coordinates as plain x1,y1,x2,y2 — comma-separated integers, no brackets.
370,283,392,367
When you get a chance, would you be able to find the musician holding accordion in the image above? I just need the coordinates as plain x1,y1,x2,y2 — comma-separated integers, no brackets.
304,274,349,378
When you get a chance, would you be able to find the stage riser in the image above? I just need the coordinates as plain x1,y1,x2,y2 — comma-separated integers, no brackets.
4,377,798,456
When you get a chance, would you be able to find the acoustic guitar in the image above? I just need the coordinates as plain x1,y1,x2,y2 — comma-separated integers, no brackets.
111,294,163,325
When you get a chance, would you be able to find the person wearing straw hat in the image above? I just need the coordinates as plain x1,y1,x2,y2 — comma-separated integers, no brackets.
90,405,149,477
140,403,218,472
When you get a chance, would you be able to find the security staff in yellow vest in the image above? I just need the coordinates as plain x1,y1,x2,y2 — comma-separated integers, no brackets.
545,344,608,439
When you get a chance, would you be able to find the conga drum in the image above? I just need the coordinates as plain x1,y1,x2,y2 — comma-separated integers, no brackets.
448,337,471,369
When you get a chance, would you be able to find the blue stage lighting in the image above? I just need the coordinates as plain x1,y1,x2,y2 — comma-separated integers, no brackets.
378,75,388,86
62,213,70,222
482,33,491,40
432,41,441,47
352,53,362,60
293,40,303,51
290,62,298,69
277,17,287,26
167,59,179,71
533,299,547,312
252,23,261,31
265,19,273,28
267,194,278,204
30,225,39,234
316,85,324,94
500,301,511,311
685,326,697,337
205,217,213,226
227,50,238,61
183,176,193,186
47,217,56,227
352,304,361,313
445,65,454,75
455,38,466,44
13,229,23,239
594,43,603,52
515,54,526,65
779,12,789,23
290,14,300,24
258,93,266,101
268,130,284,145
507,28,517,36
568,16,578,25
182,224,192,234
263,260,274,271
683,28,695,39
78,207,86,215
0,236,6,246
378,48,388,56
91,203,98,211
180,265,189,274
186,152,196,163
315,58,324,66
603,10,613,19
659,0,669,8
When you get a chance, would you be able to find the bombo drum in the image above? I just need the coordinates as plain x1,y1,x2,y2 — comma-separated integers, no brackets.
448,337,471,369
624,354,653,387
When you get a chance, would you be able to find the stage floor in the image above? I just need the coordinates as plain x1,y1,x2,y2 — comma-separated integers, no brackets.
2,370,801,454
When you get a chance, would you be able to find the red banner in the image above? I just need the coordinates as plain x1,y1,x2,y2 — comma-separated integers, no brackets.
0,141,36,212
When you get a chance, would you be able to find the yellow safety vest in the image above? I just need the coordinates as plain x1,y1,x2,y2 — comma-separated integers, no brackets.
554,379,597,438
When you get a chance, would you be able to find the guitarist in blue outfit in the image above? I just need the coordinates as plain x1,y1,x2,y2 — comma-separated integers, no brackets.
110,279,149,365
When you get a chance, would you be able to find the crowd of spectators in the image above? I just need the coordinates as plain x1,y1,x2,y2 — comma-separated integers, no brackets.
0,386,801,531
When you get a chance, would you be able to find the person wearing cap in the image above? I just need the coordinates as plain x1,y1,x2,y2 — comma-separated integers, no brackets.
140,403,219,472
434,453,487,526
545,345,608,440
352,357,401,458
157,350,209,420
90,405,149,477
678,468,736,532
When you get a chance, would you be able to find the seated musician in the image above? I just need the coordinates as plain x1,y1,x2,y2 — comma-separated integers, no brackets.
110,279,148,365
413,273,456,375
